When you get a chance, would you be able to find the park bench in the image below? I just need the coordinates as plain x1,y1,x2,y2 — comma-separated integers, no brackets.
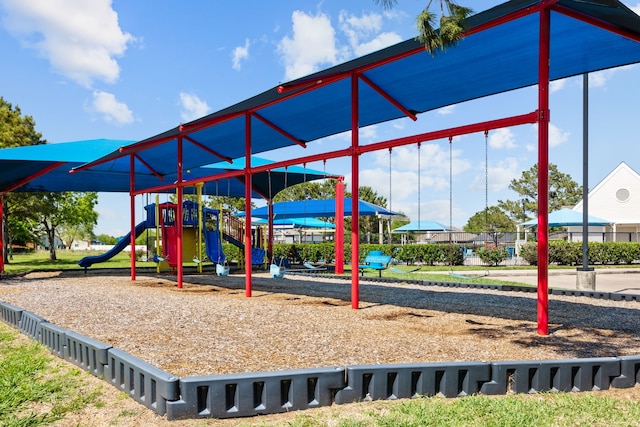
358,251,391,277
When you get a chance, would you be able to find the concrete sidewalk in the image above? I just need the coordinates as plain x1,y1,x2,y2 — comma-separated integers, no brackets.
453,268,640,294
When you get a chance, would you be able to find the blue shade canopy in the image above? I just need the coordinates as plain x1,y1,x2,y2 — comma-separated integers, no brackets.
75,0,640,178
522,208,613,228
236,198,399,219
0,139,331,197
253,218,336,229
392,220,452,232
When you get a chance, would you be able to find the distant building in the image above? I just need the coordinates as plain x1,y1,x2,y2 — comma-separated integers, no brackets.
573,161,640,242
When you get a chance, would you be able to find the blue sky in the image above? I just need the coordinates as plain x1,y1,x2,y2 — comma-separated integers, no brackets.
1,0,640,237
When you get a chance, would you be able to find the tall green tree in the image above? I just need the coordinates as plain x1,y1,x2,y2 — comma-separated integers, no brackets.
374,0,473,55
25,192,99,260
463,205,515,239
0,98,46,263
498,163,583,223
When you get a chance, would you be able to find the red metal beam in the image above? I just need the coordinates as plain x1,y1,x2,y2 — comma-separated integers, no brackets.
552,3,640,44
334,177,345,275
176,136,184,289
244,114,253,297
129,155,137,281
356,111,538,155
537,5,551,336
130,112,536,196
2,162,65,195
277,71,349,94
351,73,360,310
358,73,417,121
251,112,307,148
133,154,164,181
183,135,234,163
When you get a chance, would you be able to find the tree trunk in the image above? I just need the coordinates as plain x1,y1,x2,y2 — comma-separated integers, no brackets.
46,226,57,261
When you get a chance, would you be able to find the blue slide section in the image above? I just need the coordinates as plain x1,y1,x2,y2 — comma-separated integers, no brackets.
78,221,148,268
204,229,225,264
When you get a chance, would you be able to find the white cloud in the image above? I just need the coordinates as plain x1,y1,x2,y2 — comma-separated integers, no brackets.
353,32,402,56
529,123,570,148
550,78,567,93
469,158,519,193
179,92,210,122
549,123,570,147
339,10,401,56
89,91,133,125
277,11,341,81
437,105,455,115
1,0,134,87
231,38,250,70
488,128,516,149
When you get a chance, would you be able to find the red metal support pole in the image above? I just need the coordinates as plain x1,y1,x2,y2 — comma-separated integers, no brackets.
335,177,345,274
244,114,253,297
129,155,137,281
176,136,184,289
537,5,551,335
350,73,360,309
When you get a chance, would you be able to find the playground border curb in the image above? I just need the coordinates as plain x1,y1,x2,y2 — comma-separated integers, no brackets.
2,290,640,421
287,270,640,303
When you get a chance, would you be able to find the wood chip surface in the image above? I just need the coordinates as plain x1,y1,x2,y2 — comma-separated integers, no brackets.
1,270,640,378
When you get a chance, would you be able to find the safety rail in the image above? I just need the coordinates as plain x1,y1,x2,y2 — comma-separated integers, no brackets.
222,213,246,244
2,298,640,421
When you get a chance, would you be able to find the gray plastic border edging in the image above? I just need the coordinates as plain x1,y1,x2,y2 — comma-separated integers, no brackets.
106,347,180,415
166,367,346,420
2,298,640,421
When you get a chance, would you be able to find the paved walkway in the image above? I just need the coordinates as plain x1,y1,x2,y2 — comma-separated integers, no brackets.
281,265,640,295
429,268,640,294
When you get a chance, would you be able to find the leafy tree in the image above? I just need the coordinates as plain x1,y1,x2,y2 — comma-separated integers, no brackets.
0,97,46,263
25,192,98,260
498,163,582,223
464,206,515,234
374,0,473,55
96,234,118,245
358,186,388,243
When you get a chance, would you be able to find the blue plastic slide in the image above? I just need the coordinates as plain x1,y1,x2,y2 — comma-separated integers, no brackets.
78,221,148,268
204,228,225,264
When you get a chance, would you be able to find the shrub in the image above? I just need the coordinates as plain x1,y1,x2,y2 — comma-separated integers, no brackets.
549,241,580,266
520,242,537,265
477,245,509,266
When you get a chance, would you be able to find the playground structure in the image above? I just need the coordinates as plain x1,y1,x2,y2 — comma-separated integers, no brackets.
78,201,269,273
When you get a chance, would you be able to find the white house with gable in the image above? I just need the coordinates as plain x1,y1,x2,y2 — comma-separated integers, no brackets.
573,162,640,241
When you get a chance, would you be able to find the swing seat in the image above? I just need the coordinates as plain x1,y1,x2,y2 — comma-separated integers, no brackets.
389,266,420,274
270,263,285,279
449,271,489,280
216,263,230,276
303,262,326,271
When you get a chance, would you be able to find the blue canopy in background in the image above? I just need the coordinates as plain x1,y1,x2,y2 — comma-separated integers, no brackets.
253,218,335,229
522,208,613,228
236,198,398,219
392,220,451,233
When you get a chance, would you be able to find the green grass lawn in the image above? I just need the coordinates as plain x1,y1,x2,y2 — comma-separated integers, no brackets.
0,325,103,426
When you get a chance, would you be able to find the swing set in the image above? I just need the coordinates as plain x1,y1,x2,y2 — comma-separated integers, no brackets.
448,131,491,279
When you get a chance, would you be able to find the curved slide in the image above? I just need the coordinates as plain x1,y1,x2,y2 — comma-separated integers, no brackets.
78,221,148,268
